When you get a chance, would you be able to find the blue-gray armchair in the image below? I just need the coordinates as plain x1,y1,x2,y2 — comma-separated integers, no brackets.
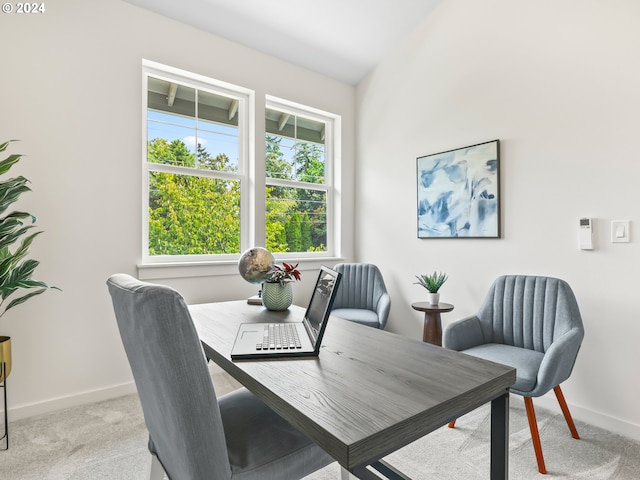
107,274,333,480
443,275,584,474
331,263,391,329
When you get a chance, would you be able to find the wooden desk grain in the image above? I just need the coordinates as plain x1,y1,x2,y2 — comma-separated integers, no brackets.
190,301,515,478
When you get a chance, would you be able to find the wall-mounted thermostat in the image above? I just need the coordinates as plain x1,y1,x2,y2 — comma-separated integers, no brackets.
579,217,593,250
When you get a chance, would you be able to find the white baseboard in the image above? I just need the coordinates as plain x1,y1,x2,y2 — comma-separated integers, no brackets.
8,364,222,422
7,377,640,445
8,381,138,422
516,394,640,443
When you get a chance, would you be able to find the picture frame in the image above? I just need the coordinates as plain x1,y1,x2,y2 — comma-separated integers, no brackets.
416,139,500,238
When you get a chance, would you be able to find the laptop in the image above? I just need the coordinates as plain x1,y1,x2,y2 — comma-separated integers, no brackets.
231,266,342,360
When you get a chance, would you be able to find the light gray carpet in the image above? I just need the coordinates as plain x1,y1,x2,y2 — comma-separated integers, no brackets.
1,369,638,479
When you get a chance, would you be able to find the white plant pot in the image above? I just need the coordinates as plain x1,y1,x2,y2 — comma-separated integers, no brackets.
428,292,440,305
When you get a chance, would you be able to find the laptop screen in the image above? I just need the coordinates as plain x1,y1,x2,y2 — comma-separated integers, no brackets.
303,266,341,346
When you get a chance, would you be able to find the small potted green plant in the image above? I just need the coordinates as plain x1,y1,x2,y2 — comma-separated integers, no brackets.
414,271,448,305
262,262,301,311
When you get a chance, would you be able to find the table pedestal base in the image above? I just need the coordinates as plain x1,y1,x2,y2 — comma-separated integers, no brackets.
411,302,454,346
422,314,443,346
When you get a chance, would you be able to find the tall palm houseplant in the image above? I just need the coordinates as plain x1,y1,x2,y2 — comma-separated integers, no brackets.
0,140,59,384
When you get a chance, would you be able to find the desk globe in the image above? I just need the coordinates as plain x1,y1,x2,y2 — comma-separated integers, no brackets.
238,247,274,284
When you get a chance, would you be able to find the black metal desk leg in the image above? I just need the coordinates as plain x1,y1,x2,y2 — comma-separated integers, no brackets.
491,392,509,480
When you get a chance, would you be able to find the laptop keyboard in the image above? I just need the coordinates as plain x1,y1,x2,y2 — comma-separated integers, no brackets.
256,324,303,350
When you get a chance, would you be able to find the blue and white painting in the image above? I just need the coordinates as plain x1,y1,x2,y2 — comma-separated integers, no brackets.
417,140,500,238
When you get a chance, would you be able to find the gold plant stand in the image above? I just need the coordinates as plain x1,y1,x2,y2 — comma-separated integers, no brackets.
0,336,11,450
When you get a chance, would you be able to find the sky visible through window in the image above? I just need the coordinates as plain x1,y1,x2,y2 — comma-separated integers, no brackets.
147,110,240,169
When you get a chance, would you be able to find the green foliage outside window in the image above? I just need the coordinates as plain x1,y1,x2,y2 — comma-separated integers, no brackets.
148,139,240,256
146,135,327,257
265,135,327,253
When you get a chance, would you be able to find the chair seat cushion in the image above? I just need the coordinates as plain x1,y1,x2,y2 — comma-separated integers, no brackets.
219,388,333,480
461,343,544,395
331,308,380,328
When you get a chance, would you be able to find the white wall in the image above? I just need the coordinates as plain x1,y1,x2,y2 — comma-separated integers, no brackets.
0,0,355,418
356,0,640,439
3,0,639,445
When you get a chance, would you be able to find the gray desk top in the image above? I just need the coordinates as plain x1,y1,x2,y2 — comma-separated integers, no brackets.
190,300,515,470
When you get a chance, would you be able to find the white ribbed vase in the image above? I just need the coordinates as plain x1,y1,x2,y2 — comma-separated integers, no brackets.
262,282,293,311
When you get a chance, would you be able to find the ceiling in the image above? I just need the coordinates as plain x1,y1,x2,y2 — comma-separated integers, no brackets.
123,0,442,85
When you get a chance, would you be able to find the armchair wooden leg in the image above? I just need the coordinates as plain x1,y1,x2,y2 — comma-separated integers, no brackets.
524,397,547,475
448,388,576,475
554,385,580,439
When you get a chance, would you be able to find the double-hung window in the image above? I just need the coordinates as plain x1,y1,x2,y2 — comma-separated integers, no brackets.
141,61,340,270
142,61,251,264
265,97,338,258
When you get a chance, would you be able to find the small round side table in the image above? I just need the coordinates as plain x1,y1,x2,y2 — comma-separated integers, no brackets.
411,302,454,346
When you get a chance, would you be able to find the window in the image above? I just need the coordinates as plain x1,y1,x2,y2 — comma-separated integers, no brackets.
142,61,251,264
141,61,340,268
265,98,338,257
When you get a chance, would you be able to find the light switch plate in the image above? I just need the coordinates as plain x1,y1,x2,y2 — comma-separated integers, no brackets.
611,220,630,243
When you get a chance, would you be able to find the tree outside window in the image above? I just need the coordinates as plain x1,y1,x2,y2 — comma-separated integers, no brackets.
265,107,330,254
141,62,339,266
144,72,245,260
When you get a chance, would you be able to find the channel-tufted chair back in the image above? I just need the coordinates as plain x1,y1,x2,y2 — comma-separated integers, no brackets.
476,275,583,354
444,274,585,474
331,263,391,329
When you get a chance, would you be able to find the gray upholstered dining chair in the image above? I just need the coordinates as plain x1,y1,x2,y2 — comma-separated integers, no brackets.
106,274,333,480
443,275,584,475
330,263,391,329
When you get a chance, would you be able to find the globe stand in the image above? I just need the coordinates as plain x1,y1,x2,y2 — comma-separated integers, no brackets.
247,287,263,306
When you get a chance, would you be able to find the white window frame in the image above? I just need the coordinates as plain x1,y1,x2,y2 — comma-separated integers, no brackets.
141,60,254,265
265,95,341,260
137,62,342,279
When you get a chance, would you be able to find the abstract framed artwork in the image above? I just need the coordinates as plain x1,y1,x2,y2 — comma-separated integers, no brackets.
417,140,500,238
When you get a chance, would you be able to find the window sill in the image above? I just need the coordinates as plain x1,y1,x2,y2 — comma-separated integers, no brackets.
137,257,344,281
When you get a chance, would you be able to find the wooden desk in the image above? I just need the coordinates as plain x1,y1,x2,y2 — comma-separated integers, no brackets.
190,301,515,480
411,302,454,346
